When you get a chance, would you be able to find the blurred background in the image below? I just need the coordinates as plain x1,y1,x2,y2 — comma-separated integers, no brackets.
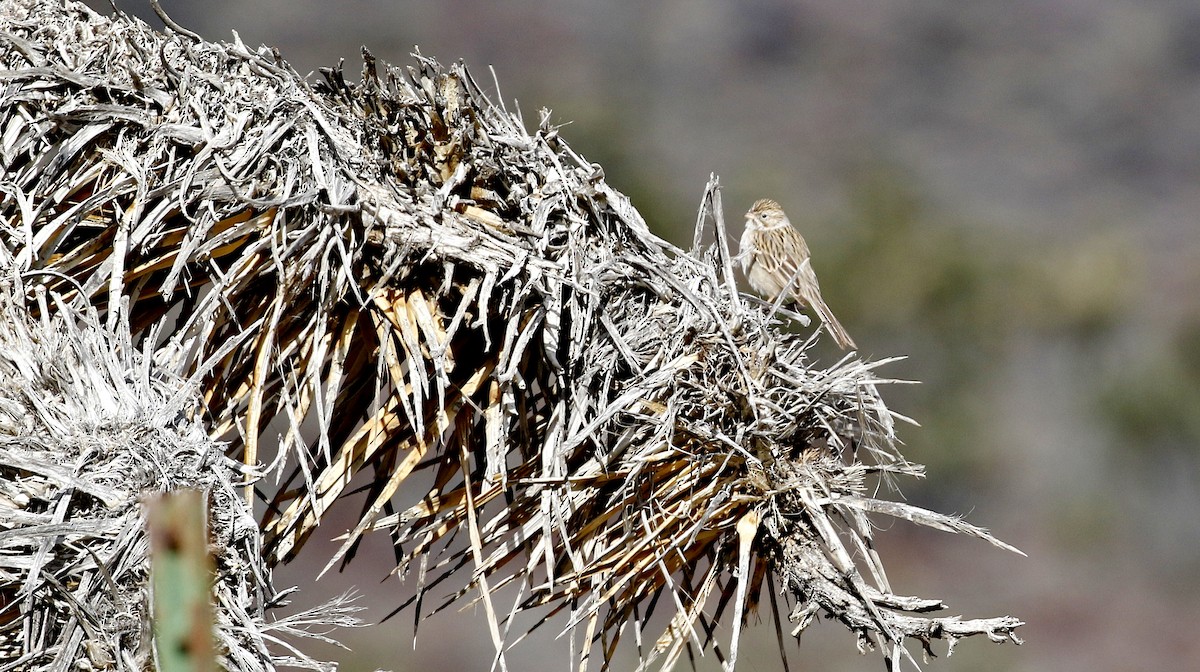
87,1,1200,670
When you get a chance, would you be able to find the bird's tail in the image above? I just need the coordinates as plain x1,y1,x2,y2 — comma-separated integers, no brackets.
810,297,857,350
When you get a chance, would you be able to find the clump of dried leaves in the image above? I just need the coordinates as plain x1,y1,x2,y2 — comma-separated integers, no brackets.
0,274,360,670
0,1,1022,670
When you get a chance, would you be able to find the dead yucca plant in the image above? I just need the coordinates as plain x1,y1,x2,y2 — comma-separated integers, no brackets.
0,1,1022,669
0,270,360,671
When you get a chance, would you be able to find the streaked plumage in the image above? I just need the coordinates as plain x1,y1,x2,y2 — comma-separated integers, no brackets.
740,199,857,349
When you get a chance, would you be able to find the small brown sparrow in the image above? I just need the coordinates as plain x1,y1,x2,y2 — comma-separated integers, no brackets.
740,199,856,350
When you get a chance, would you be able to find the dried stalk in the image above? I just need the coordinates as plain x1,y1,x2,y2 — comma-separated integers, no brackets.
0,273,359,671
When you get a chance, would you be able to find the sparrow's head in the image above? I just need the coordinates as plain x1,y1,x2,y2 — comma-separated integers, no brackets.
745,199,789,232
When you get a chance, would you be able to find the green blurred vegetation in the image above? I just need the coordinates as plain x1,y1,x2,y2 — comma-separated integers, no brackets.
1099,321,1200,453
556,105,693,242
806,163,1145,501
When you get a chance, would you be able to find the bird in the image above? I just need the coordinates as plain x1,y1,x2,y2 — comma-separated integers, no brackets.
739,199,857,350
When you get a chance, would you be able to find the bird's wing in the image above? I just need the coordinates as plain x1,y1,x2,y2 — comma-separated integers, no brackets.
757,231,808,278
775,251,819,298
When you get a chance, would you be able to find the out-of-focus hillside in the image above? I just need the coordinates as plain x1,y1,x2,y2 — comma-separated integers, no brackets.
86,1,1200,670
